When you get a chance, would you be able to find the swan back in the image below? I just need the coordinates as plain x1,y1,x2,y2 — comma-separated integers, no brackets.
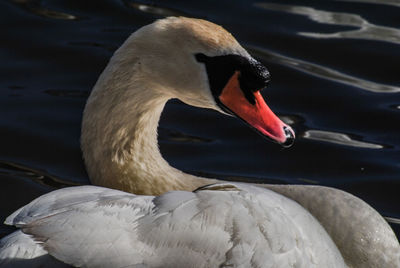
3,184,347,268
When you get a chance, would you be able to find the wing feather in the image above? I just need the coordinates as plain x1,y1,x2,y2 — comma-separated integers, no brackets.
2,184,347,267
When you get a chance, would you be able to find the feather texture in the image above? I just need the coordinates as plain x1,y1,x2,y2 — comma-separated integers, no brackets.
1,184,346,267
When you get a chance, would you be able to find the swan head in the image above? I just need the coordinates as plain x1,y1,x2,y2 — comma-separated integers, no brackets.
116,17,294,147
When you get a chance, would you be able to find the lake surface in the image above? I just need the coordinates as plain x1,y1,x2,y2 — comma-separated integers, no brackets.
1,0,400,239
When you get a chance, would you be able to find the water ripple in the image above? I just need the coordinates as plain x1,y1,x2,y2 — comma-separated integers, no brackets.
336,0,400,8
255,3,400,45
247,45,400,93
12,0,77,20
159,127,213,143
302,129,383,149
44,89,89,98
0,161,80,188
123,0,189,17
69,41,117,52
385,217,400,225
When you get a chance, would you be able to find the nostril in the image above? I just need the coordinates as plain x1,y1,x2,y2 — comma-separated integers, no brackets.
282,126,295,148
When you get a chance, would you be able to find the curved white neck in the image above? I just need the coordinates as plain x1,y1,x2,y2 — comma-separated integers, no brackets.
81,57,216,195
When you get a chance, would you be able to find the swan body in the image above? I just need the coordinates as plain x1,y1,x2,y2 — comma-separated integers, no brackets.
1,17,400,267
1,184,346,268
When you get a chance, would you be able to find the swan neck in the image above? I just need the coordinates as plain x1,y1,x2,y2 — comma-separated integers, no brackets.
82,64,215,195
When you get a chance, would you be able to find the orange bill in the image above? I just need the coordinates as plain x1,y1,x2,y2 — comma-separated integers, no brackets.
219,71,295,147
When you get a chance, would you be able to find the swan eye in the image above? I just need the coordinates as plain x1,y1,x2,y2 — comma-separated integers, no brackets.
195,53,270,106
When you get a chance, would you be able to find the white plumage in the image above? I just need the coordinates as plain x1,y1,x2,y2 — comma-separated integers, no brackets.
2,183,346,267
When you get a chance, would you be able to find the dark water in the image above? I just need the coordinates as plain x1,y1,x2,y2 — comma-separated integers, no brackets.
1,0,400,239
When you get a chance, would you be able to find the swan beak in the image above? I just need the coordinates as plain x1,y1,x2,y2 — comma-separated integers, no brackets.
218,71,295,147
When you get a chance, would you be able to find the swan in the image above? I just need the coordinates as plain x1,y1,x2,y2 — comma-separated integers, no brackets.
1,16,399,268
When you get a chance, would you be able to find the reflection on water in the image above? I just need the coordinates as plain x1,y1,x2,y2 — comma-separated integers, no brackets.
386,217,400,225
302,130,383,149
159,127,214,143
44,89,89,98
255,3,400,45
11,0,77,20
0,161,80,188
123,0,188,17
69,42,117,53
336,0,400,7
8,86,25,90
296,178,320,184
247,45,400,93
279,115,303,125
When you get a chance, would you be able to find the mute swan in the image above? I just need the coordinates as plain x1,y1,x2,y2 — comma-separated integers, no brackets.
1,17,399,268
